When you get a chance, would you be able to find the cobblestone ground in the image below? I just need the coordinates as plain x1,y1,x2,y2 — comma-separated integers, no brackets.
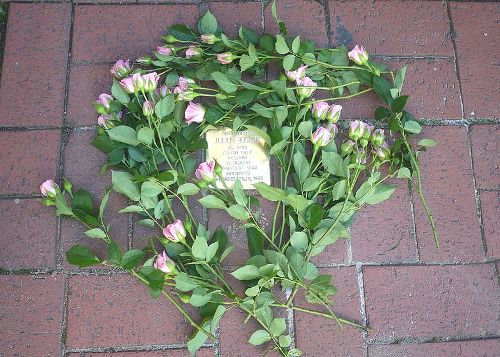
0,1,498,356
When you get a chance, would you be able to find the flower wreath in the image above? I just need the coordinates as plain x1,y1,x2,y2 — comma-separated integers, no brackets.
40,4,438,356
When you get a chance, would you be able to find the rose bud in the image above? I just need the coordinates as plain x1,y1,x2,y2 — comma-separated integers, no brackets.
119,76,136,93
348,45,369,66
163,34,178,43
371,129,385,147
185,45,202,59
142,100,154,117
374,142,391,161
340,140,356,157
327,123,338,138
95,93,114,114
136,56,152,65
40,179,59,198
163,219,187,242
326,104,342,123
97,114,114,129
217,52,235,65
312,101,329,121
285,65,307,82
159,84,169,97
184,102,205,124
359,125,374,147
177,89,198,101
353,147,367,165
195,160,216,182
142,72,160,92
348,120,368,141
154,251,176,274
111,59,131,79
174,76,194,94
201,33,218,44
311,126,333,147
157,46,174,56
296,77,317,99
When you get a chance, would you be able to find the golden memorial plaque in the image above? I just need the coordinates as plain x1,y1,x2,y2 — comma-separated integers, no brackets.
206,128,271,189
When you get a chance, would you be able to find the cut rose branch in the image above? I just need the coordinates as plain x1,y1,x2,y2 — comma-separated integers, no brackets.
39,3,439,356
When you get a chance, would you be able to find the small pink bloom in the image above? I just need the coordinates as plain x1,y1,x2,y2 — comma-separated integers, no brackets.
143,100,154,117
348,120,368,141
348,45,369,65
111,59,131,79
159,84,169,97
286,65,308,82
374,142,390,161
195,160,216,182
119,76,136,93
371,129,385,147
96,93,113,110
184,102,205,124
296,76,317,99
162,219,187,242
185,45,202,59
97,114,114,129
355,147,367,164
311,126,333,147
217,52,234,65
142,72,160,92
326,104,342,123
174,76,193,94
312,101,329,121
201,34,218,44
327,123,338,137
340,140,356,156
157,46,174,56
40,179,58,198
132,73,145,91
154,251,175,274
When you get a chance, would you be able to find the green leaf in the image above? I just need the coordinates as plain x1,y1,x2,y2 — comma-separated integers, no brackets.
175,272,198,292
119,205,143,213
226,204,250,221
192,236,208,260
199,195,226,209
155,95,175,118
391,95,408,113
302,177,323,192
121,250,145,269
211,71,238,93
112,171,140,201
231,265,260,280
288,348,303,356
253,182,286,202
285,194,310,212
418,138,437,148
232,179,247,206
290,231,308,253
249,329,272,346
137,127,154,146
250,103,274,119
259,34,275,52
293,151,310,185
66,245,100,268
397,167,412,179
322,151,346,177
205,242,219,262
189,288,212,307
107,240,122,265
244,125,271,146
240,54,255,72
72,188,93,215
246,226,265,257
270,140,289,156
364,183,396,205
108,126,140,146
394,65,407,90
141,181,163,197
177,183,200,196
111,78,130,104
279,335,292,348
84,228,107,239
298,121,313,138
270,318,286,337
187,322,210,356
305,203,324,229
292,35,301,54
282,54,295,71
404,120,422,134
99,190,110,220
275,35,289,54
331,179,347,200
198,10,218,34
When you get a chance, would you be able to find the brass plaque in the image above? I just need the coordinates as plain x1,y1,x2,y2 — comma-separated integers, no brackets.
206,128,271,189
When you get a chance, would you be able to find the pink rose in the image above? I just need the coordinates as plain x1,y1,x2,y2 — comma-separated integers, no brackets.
157,46,174,56
162,219,187,242
40,179,58,198
312,101,329,121
195,160,216,182
296,76,317,99
311,126,333,147
348,45,369,65
185,46,202,59
154,251,175,274
142,72,160,92
97,114,114,129
326,104,342,123
111,59,131,79
217,52,234,65
184,102,205,124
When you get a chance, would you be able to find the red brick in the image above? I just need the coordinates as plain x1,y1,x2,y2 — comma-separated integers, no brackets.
0,3,70,127
294,267,365,357
78,349,214,356
481,191,500,259
470,124,499,190
414,126,483,262
66,274,194,348
72,5,199,63
351,179,416,263
0,199,56,269
329,0,453,56
450,3,500,118
61,130,129,268
67,64,112,127
369,339,500,357
0,274,64,356
340,59,461,120
209,2,262,38
0,130,61,195
364,264,500,340
264,0,327,47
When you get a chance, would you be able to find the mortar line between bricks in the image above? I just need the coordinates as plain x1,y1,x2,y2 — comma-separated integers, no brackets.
59,274,70,357
446,0,466,119
478,187,500,192
355,263,368,328
323,0,332,48
371,54,454,60
465,124,489,259
493,261,500,287
407,180,421,261
64,343,215,354
365,334,500,346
